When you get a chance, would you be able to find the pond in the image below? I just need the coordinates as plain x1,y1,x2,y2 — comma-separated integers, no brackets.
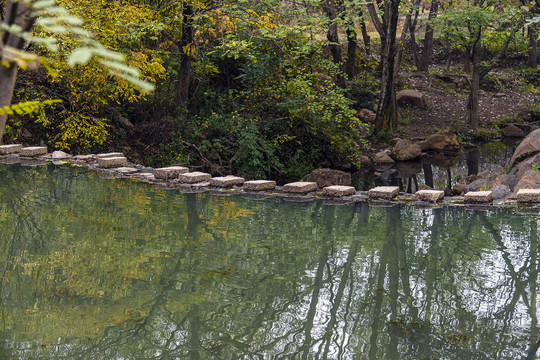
0,163,539,359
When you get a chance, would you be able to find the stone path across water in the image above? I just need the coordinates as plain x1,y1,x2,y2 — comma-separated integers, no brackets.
1,145,539,210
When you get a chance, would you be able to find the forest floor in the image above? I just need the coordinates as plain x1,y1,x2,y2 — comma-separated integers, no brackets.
392,64,539,142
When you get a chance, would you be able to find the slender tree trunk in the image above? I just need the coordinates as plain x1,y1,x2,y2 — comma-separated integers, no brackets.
175,4,194,107
374,0,401,133
324,0,346,87
467,65,481,128
418,0,439,72
0,64,18,144
360,19,371,55
0,0,31,143
408,0,421,68
528,25,538,69
344,26,357,79
466,30,482,128
394,12,412,75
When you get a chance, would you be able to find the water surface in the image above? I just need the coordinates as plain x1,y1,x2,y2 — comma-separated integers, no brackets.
0,164,538,359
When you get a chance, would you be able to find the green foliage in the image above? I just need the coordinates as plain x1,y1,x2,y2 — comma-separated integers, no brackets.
532,162,540,172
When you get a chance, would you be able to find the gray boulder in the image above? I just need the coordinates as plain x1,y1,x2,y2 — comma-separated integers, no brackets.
510,128,540,167
303,168,351,189
51,151,72,159
396,89,427,109
491,185,511,200
392,139,422,161
502,124,525,138
425,133,459,150
374,151,395,164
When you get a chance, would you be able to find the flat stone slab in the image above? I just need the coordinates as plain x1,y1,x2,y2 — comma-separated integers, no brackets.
517,189,540,203
154,166,189,180
97,156,128,168
283,182,318,194
243,180,276,191
322,185,356,197
368,186,400,200
0,144,22,154
210,175,245,187
114,167,139,174
20,146,47,156
415,190,445,202
73,154,95,161
96,152,124,159
464,191,493,203
178,172,211,184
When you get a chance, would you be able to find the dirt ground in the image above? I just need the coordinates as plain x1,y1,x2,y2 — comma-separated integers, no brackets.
394,66,538,140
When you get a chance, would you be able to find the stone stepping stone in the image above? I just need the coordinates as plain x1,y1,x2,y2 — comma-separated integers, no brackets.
464,191,493,203
154,166,189,180
368,186,400,200
516,189,540,203
178,172,211,184
283,182,318,194
73,154,95,161
96,152,124,159
243,180,276,191
210,175,245,187
20,146,47,157
415,189,445,202
97,156,128,168
114,167,139,174
0,144,22,154
322,185,356,197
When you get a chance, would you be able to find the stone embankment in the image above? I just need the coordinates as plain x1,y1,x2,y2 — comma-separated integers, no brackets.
2,144,540,210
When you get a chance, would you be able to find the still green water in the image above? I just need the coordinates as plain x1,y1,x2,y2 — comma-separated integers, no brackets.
0,163,538,359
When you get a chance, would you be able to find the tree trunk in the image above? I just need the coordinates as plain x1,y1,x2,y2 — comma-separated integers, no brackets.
465,27,482,128
175,4,194,107
324,0,346,87
344,26,357,79
418,0,439,72
467,63,481,128
0,64,18,144
408,0,421,69
374,0,401,133
360,19,371,55
528,25,538,69
394,12,412,75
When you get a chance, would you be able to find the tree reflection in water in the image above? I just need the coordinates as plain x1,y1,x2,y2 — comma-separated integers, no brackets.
0,164,538,359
